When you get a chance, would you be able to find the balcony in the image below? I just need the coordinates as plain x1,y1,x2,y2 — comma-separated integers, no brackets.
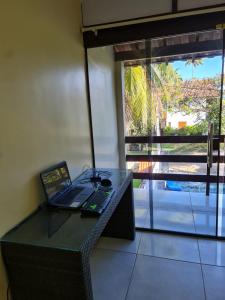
126,135,225,236
135,182,225,235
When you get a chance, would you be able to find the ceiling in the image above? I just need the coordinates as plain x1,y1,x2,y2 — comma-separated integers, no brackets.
114,30,223,65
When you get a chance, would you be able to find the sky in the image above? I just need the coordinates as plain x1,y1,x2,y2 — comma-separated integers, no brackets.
172,56,222,80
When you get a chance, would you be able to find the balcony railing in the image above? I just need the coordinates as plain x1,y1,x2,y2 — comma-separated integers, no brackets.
125,135,225,184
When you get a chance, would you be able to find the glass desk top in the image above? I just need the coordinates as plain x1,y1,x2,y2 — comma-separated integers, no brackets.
1,169,131,252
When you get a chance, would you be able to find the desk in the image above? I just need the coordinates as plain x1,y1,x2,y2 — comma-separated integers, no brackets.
1,169,135,300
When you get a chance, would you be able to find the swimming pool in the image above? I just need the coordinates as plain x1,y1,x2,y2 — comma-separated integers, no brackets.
166,181,225,193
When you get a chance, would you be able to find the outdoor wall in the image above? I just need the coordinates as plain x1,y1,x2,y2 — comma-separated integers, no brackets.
82,0,225,26
166,112,206,128
88,46,119,168
0,0,92,299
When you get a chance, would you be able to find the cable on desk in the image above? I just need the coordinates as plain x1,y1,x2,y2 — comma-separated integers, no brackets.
7,283,10,300
77,170,112,185
97,170,111,177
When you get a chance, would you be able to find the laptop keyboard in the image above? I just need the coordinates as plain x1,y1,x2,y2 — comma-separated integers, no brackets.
56,187,83,205
81,189,115,216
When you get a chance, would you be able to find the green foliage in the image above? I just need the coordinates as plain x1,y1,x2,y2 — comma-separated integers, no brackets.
150,63,183,111
125,63,183,135
125,61,225,136
177,76,222,134
167,143,207,154
125,66,151,135
185,58,204,67
163,122,208,136
222,100,225,134
133,179,142,188
185,58,204,78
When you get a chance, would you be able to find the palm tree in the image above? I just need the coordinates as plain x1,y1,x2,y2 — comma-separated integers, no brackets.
124,65,150,135
185,58,203,78
124,62,182,136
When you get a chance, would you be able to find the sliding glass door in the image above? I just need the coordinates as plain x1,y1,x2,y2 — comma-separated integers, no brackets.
148,29,224,236
217,54,225,237
124,29,225,237
86,26,225,237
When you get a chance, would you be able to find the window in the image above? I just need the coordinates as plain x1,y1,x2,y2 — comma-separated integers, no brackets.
178,121,187,128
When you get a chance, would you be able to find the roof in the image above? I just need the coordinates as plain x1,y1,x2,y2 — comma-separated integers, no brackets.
114,30,223,65
182,79,220,99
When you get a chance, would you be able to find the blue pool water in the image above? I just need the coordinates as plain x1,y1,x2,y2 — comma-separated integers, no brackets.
166,181,225,194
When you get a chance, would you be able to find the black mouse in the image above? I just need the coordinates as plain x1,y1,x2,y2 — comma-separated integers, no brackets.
101,178,112,187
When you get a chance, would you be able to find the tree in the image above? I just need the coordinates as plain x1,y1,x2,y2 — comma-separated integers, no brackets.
185,58,204,78
146,63,183,135
124,65,150,135
124,60,225,137
124,63,183,135
176,77,222,134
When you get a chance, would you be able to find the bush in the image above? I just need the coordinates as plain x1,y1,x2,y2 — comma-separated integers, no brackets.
163,123,207,136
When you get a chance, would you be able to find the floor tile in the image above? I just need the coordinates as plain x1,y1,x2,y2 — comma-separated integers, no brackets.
152,209,195,233
202,264,225,300
90,249,136,300
138,232,200,263
135,208,149,228
190,193,216,211
199,239,225,266
134,201,149,210
96,232,141,254
134,189,192,212
153,190,191,207
193,211,216,235
193,211,225,236
134,189,191,211
153,201,192,212
134,188,149,209
126,255,205,300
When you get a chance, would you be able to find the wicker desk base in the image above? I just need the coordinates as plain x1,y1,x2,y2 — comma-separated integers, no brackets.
2,175,135,300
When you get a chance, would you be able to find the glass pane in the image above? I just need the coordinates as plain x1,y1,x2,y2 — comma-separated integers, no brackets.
128,161,211,175
151,143,207,155
126,143,149,155
151,180,216,235
218,141,225,236
147,29,223,236
155,162,207,175
133,179,150,228
123,44,151,137
127,161,152,173
150,30,223,137
217,46,225,236
123,29,223,236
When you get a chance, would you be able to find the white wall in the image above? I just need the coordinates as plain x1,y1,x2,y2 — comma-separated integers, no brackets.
167,112,206,128
82,0,225,27
178,0,225,10
115,62,126,169
88,47,119,168
82,0,171,26
0,1,92,298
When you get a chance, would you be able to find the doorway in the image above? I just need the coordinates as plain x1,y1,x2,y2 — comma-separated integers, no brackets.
121,29,225,237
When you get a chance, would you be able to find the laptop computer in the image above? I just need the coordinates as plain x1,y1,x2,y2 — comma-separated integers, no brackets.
40,161,94,209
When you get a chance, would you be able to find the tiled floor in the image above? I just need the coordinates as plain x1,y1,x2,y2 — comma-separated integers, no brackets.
134,189,225,236
91,231,225,300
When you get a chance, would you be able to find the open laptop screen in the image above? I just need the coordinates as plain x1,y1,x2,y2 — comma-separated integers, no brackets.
40,162,71,202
